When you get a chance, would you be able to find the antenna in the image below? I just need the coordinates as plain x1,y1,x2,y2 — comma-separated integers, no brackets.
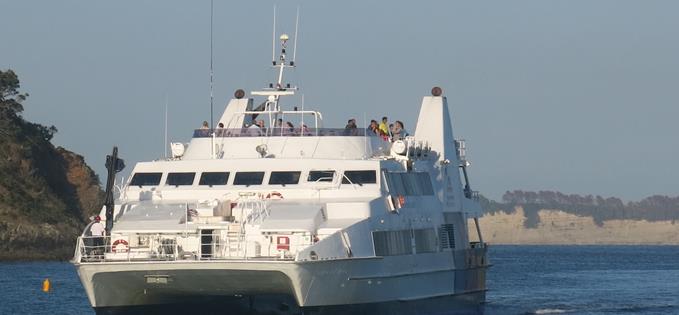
164,95,168,158
209,0,215,158
272,5,277,64
292,6,300,64
210,0,214,128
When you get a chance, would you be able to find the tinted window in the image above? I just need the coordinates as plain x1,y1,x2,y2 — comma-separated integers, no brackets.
385,172,434,196
416,172,435,195
130,172,162,186
308,170,335,183
233,172,265,186
269,171,301,185
166,173,196,186
199,172,230,186
342,170,376,185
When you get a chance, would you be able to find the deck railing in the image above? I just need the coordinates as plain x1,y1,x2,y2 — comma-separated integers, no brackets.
74,233,295,263
194,128,374,138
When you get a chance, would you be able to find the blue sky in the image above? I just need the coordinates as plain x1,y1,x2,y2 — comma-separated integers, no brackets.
2,0,678,200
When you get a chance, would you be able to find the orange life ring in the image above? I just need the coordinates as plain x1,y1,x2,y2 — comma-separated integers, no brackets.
112,239,129,253
266,192,284,199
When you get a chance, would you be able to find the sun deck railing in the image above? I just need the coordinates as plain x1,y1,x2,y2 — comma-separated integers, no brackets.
74,234,298,263
193,128,375,138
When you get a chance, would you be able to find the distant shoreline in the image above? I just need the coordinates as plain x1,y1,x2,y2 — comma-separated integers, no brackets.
471,207,679,245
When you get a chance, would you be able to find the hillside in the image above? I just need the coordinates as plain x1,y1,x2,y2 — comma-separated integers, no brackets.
470,207,679,245
476,191,679,244
0,69,103,260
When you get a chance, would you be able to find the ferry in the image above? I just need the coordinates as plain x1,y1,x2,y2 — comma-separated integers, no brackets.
73,29,489,315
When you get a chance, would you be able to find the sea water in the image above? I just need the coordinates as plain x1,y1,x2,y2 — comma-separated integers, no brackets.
0,246,677,315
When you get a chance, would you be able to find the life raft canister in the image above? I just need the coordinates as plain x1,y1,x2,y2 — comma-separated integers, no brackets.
111,239,129,253
276,236,290,251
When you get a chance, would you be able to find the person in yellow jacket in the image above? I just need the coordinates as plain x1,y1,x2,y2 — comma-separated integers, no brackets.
378,116,390,136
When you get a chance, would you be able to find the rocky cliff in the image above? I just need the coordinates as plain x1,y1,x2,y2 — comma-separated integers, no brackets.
470,207,679,245
0,69,103,260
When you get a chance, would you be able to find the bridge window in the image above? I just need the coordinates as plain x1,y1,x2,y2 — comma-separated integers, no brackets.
233,172,265,186
129,172,162,187
308,170,335,183
384,172,434,196
166,172,196,186
199,172,230,186
269,171,301,185
342,170,376,185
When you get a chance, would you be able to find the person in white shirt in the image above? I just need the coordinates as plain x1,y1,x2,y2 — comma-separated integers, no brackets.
90,216,106,254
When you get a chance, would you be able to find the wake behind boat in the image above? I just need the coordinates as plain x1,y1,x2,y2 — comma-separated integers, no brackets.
72,26,489,315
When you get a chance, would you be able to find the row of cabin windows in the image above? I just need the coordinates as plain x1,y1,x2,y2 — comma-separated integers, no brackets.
129,170,377,187
372,228,440,256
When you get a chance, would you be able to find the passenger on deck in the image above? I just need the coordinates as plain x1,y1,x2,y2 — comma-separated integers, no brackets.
248,119,263,136
90,216,106,255
200,121,209,129
345,119,357,129
345,118,358,135
283,121,295,135
378,116,389,135
368,120,379,135
392,120,408,140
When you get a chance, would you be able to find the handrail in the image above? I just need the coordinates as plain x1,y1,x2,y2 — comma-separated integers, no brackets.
75,230,297,263
194,128,375,138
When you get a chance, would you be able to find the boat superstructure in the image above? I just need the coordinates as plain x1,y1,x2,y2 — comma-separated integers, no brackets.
73,31,489,315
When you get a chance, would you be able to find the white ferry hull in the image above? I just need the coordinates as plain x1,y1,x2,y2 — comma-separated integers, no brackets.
76,254,487,315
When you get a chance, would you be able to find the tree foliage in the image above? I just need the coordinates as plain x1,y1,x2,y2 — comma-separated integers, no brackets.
0,69,27,116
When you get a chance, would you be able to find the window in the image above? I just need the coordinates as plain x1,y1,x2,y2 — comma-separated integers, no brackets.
166,172,196,186
233,172,265,186
416,172,435,195
199,172,230,186
385,172,435,196
308,170,335,183
342,170,377,185
129,172,162,186
414,228,438,253
269,171,301,185
372,230,413,256
385,172,406,195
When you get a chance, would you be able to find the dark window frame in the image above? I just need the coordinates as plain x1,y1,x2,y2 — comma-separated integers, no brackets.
198,172,230,187
129,172,163,187
233,171,265,186
342,170,377,185
307,170,335,183
166,172,196,186
268,171,301,186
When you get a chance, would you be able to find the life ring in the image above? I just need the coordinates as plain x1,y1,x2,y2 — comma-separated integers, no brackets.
111,239,129,253
266,192,284,199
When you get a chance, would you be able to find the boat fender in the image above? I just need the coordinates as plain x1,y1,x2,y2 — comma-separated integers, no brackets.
112,239,129,253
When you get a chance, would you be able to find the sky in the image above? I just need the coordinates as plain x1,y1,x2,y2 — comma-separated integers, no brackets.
2,0,679,201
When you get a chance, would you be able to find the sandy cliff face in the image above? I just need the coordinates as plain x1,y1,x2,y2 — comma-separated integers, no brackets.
471,207,679,244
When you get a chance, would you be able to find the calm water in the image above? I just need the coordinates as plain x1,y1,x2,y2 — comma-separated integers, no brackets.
0,246,677,315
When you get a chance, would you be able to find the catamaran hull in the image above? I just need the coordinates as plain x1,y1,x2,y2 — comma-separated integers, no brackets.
76,256,487,315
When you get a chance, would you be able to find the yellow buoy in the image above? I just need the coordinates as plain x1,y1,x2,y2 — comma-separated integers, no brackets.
42,278,51,293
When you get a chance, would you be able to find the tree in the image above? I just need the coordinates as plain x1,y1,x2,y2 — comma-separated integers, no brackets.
0,69,28,116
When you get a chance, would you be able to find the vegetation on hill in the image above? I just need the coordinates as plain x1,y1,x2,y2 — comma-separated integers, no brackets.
481,190,679,228
0,69,103,260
